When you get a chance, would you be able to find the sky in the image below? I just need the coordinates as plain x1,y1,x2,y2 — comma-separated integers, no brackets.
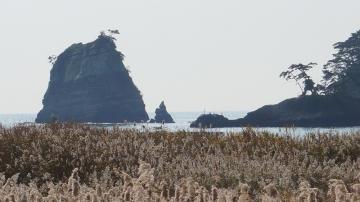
1,0,360,114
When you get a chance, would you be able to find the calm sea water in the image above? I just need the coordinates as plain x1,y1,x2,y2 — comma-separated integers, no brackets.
0,112,244,127
1,112,360,136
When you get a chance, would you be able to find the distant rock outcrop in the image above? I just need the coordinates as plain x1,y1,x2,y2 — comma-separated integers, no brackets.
36,34,149,123
150,101,175,123
190,113,237,128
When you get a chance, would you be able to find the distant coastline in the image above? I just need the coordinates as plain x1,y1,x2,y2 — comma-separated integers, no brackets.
3,112,360,136
0,111,246,126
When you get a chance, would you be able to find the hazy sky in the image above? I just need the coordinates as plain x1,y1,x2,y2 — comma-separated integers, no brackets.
1,0,360,114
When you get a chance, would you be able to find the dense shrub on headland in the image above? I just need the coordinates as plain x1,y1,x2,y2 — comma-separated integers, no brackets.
1,124,360,201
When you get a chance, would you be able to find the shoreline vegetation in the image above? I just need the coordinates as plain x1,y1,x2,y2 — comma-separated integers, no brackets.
192,29,360,129
1,123,360,201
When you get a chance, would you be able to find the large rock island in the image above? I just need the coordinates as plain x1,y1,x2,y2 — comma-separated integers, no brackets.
36,33,149,123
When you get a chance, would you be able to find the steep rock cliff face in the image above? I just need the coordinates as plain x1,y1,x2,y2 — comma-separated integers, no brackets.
36,34,149,123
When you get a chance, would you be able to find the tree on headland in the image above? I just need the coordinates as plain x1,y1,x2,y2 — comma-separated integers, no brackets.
280,29,360,97
48,55,57,65
322,30,360,95
280,62,320,96
108,29,120,35
100,29,120,41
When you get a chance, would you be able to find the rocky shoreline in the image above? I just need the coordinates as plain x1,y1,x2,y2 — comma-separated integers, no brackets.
191,95,360,128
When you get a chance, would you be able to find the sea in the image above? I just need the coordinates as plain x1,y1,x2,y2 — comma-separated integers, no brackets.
1,112,360,136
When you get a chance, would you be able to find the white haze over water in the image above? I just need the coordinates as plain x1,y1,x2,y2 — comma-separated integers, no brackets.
1,0,360,113
2,113,360,136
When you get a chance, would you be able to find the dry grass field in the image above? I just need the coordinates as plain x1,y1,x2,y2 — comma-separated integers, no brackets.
0,123,360,201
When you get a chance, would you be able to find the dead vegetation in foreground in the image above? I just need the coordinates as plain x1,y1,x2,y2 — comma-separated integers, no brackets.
1,123,360,201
